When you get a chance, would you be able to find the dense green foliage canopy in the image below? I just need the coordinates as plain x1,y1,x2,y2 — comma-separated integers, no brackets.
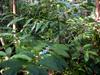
0,0,100,75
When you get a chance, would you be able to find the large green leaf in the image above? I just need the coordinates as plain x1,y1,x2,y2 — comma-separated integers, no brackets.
0,59,24,68
51,44,69,57
27,65,39,75
11,54,32,61
39,54,67,71
39,68,48,75
2,60,23,75
3,68,17,75
19,51,34,58
53,54,68,71
39,55,59,71
3,67,21,75
0,51,6,57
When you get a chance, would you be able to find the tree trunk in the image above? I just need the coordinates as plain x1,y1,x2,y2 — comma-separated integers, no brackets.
95,0,100,22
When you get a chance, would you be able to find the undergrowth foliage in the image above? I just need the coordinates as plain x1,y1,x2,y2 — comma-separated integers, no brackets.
0,0,100,75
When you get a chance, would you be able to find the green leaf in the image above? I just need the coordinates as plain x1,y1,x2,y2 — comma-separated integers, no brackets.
51,44,69,57
3,68,17,75
21,18,33,32
35,21,43,32
0,33,12,36
2,60,22,75
39,55,59,71
33,40,47,51
11,54,32,61
53,54,68,71
3,67,21,75
40,54,67,71
7,17,24,27
19,51,35,58
5,47,12,56
0,59,24,68
0,51,6,57
27,65,39,75
84,50,89,62
24,18,33,27
31,23,36,33
39,69,48,75
39,22,48,33
83,44,92,50
1,14,13,21
88,51,98,56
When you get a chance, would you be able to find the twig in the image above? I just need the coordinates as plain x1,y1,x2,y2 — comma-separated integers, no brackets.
0,37,5,46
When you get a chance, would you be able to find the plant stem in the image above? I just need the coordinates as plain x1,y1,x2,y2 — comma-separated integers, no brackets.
12,0,17,44
0,38,5,46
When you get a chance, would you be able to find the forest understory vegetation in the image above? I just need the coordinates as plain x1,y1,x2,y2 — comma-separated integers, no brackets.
0,0,100,75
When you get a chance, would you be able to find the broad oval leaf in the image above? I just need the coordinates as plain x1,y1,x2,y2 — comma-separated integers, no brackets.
0,51,6,57
11,54,32,61
5,47,12,56
51,44,69,57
